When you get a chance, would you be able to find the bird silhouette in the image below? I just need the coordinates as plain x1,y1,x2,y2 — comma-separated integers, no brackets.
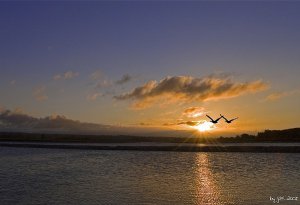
220,115,238,123
206,115,223,124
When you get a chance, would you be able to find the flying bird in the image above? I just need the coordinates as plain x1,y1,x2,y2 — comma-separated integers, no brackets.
206,115,223,124
220,115,238,123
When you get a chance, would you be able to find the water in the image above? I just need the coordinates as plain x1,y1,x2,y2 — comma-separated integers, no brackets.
0,147,299,205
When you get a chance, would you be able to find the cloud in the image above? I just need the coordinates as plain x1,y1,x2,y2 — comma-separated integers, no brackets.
0,109,36,127
53,75,62,80
94,79,112,89
0,109,110,131
138,122,153,126
164,119,216,132
164,120,205,127
182,107,205,118
90,70,102,81
265,89,300,101
53,71,79,80
89,70,112,89
114,75,268,109
177,121,200,126
87,92,103,101
116,74,132,85
33,86,48,102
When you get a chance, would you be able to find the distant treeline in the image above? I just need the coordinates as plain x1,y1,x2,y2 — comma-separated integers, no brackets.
0,128,300,143
218,128,300,143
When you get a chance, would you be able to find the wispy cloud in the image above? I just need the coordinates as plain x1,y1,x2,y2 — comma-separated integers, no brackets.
33,86,48,102
90,70,102,81
116,74,132,85
53,71,79,80
89,70,112,89
114,75,268,109
86,92,103,101
265,89,300,101
94,79,112,89
53,75,62,80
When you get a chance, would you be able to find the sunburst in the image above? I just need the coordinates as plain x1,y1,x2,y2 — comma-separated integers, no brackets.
195,121,215,132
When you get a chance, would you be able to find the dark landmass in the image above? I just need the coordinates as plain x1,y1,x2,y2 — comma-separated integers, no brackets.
218,128,300,143
1,128,300,152
1,142,300,153
0,128,299,143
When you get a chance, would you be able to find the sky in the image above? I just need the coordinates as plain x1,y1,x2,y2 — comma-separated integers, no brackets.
1,1,300,136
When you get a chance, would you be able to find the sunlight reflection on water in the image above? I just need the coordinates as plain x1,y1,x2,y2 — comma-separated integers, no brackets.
195,153,224,205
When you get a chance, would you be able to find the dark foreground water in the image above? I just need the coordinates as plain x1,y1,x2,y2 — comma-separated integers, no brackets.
0,147,299,205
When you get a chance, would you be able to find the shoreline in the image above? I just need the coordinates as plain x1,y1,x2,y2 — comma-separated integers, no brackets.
1,142,300,153
1,131,300,144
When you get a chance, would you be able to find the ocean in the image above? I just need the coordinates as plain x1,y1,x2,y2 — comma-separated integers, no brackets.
0,147,299,205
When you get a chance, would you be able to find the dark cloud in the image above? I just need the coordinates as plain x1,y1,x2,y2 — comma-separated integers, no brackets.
116,74,132,85
163,120,200,127
114,75,268,109
177,121,200,126
0,109,110,131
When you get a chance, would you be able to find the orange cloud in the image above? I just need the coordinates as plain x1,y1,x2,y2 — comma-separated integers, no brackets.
183,107,205,118
115,75,268,109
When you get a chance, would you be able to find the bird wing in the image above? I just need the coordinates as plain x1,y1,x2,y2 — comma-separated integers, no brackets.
222,115,229,121
230,117,238,122
206,115,214,121
216,116,223,121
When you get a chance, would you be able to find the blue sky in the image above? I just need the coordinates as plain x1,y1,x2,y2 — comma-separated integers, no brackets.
1,1,300,134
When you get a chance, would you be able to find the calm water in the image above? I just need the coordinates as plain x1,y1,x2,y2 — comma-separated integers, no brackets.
0,147,299,205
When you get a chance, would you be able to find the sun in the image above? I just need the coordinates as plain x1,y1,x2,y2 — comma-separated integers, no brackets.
195,121,215,132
